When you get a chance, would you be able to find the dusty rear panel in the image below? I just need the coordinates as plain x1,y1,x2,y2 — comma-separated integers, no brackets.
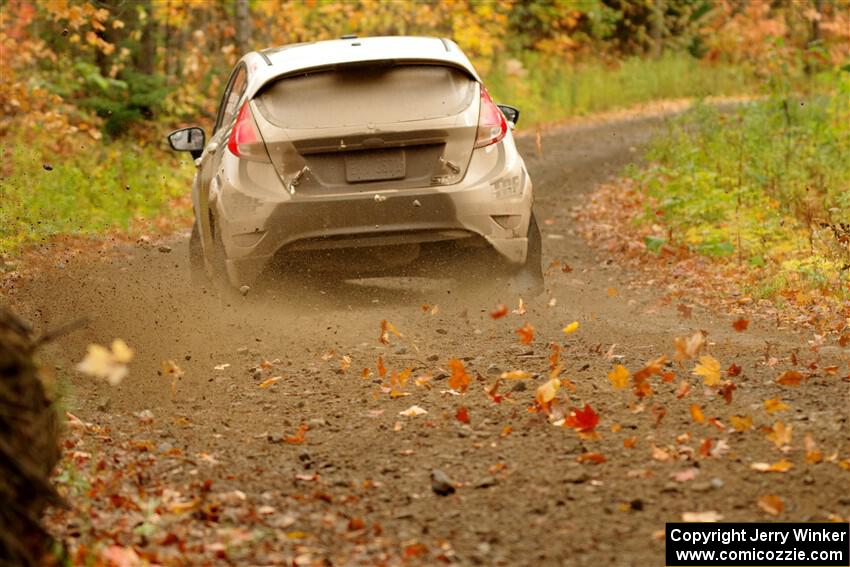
252,64,479,195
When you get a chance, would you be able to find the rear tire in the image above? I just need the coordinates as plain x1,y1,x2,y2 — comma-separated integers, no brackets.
188,221,207,287
507,213,544,295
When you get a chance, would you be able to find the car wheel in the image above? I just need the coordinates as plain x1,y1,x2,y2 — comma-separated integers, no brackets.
508,213,544,295
188,221,208,287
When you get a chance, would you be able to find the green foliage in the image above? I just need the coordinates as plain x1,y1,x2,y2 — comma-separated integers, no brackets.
486,52,754,127
633,69,850,296
0,129,193,254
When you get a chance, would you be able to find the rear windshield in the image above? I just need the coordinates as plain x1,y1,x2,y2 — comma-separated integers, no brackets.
255,64,477,129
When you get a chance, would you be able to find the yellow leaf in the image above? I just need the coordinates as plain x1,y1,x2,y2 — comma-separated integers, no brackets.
501,370,531,380
764,397,789,413
729,415,752,432
750,459,793,473
562,321,580,334
607,364,629,389
259,376,282,389
692,355,721,386
536,377,560,406
766,421,792,448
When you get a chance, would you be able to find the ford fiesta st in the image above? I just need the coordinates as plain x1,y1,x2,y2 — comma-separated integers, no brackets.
168,35,542,292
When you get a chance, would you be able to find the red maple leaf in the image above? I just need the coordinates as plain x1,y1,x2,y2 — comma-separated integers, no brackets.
455,406,470,424
564,404,599,433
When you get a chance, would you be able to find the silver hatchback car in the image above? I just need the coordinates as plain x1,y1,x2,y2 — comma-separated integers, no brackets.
168,35,542,291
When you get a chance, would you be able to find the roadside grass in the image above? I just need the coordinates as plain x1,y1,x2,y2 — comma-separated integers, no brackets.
487,53,756,128
0,131,194,256
629,69,850,302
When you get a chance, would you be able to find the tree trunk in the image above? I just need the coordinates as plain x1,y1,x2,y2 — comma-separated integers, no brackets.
235,0,252,54
0,308,63,566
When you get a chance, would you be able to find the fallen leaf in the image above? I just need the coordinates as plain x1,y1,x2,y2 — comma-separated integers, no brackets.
699,438,713,457
258,376,282,389
340,355,352,371
448,359,470,393
399,405,427,417
512,297,526,315
675,380,690,399
777,370,804,386
672,468,699,482
682,511,723,522
500,425,512,437
455,406,470,424
516,323,534,344
718,382,736,404
623,437,637,448
730,415,752,432
692,355,721,386
608,364,630,389
576,452,606,464
213,363,230,371
764,398,790,413
378,320,402,344
490,304,509,319
732,318,750,332
501,370,531,380
690,404,705,423
651,446,671,461
750,459,793,473
376,356,387,379
673,332,705,361
804,434,823,464
161,360,185,395
562,321,580,334
607,287,618,297
757,494,784,516
726,363,742,377
535,377,560,413
285,424,308,444
767,421,792,448
549,343,561,369
77,339,135,386
564,404,600,433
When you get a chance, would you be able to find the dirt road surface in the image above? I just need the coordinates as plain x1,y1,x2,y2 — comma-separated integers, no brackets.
10,115,849,565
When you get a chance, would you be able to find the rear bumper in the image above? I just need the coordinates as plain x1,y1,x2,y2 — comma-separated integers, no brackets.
215,143,532,286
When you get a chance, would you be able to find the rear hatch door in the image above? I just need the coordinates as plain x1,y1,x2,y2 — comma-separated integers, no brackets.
251,62,480,195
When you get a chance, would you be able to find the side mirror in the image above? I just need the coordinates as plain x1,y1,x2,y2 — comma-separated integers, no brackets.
497,104,520,128
168,127,205,159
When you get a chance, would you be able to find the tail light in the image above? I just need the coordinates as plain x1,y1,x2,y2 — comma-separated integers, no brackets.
227,102,269,162
474,86,507,149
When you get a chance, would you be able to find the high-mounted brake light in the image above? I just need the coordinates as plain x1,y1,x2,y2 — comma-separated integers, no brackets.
227,101,267,161
474,86,507,149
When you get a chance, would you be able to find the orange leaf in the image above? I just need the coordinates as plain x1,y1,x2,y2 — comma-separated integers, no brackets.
490,304,508,319
564,404,600,433
764,397,789,413
730,415,752,432
608,364,630,389
516,323,534,345
776,370,804,386
376,356,387,379
698,438,713,457
258,376,282,389
285,424,308,444
766,421,792,447
757,494,783,516
675,380,690,399
690,404,705,423
623,437,637,448
455,406,470,424
548,343,561,370
804,434,823,464
732,318,749,332
750,459,793,473
448,359,470,393
500,425,512,437
576,452,606,464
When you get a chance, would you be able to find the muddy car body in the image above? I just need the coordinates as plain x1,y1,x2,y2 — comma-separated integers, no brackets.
168,36,541,289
